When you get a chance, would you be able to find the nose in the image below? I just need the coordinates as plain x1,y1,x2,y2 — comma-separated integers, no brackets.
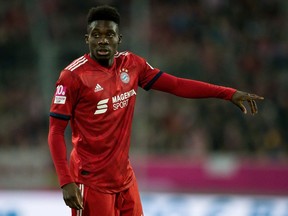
98,37,109,45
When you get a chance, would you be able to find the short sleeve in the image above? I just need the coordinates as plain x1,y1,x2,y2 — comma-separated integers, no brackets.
49,70,81,120
137,56,162,91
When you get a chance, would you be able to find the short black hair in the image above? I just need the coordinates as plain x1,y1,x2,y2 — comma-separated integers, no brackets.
87,5,120,26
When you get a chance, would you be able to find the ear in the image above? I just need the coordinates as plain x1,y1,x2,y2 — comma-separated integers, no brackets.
118,34,123,44
85,34,89,44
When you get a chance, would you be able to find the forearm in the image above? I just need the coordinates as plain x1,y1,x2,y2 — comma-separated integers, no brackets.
151,72,237,100
48,117,74,187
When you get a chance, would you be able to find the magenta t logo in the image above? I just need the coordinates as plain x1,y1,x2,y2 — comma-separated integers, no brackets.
55,85,66,96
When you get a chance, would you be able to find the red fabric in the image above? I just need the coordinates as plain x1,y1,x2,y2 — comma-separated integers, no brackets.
152,72,237,100
48,52,159,192
72,180,143,216
48,117,73,187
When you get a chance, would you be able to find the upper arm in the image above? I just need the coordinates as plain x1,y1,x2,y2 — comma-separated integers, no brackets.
136,56,162,90
49,70,81,120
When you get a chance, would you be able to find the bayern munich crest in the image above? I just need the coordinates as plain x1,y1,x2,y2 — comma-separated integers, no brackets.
120,68,130,84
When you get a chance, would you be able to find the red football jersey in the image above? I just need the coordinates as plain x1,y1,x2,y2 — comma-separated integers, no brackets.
50,52,161,193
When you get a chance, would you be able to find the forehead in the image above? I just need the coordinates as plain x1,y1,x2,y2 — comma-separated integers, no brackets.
88,20,119,33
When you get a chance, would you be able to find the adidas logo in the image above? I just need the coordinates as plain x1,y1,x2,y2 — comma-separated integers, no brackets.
94,84,104,92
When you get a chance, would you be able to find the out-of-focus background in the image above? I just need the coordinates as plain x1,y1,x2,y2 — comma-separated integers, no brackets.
0,0,287,215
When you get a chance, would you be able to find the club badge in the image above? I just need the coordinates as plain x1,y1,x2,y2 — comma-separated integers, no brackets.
120,68,130,84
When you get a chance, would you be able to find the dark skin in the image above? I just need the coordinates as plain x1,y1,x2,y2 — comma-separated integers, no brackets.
61,20,264,210
85,20,122,67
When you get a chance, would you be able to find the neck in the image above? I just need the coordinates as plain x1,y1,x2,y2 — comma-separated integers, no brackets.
90,53,114,67
98,59,113,67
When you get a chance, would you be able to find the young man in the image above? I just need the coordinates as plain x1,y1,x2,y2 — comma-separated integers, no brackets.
48,5,264,216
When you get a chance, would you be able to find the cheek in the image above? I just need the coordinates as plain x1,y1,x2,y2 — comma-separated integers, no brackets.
88,40,99,49
112,39,120,48
88,37,98,44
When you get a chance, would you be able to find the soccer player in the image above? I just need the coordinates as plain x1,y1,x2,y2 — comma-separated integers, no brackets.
48,5,264,216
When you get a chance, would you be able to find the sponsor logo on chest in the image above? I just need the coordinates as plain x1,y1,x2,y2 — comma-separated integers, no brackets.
94,89,137,114
112,89,136,103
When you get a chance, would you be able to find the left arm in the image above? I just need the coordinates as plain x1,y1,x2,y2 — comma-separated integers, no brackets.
151,72,264,114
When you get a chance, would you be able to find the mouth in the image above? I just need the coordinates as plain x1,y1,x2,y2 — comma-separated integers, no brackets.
96,48,110,56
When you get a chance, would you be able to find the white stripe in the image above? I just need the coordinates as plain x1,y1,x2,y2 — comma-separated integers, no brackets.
65,56,85,70
115,51,128,58
81,184,84,198
114,51,120,57
67,58,87,71
70,59,88,71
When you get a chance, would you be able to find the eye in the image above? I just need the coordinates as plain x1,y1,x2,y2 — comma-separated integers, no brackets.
107,33,115,38
91,33,100,38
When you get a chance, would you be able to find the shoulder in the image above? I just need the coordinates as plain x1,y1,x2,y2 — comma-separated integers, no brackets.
58,56,87,83
115,51,131,58
58,55,89,82
63,55,89,73
115,51,145,64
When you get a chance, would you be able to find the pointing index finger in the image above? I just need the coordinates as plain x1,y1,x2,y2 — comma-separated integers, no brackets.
247,93,264,100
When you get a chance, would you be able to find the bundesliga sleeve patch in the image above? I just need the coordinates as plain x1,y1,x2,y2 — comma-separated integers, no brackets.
54,85,67,104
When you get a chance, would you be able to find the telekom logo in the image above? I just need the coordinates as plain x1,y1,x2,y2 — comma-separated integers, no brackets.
55,85,66,96
94,98,109,115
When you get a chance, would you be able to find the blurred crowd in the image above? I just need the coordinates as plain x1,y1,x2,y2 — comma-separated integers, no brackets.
0,0,287,162
143,0,288,161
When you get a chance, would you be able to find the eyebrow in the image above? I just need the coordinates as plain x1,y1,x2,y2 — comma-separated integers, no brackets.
90,29,118,37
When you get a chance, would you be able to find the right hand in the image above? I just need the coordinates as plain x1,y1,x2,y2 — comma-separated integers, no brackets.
62,182,84,210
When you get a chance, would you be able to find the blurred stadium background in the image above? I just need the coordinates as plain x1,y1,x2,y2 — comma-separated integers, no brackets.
0,0,288,215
